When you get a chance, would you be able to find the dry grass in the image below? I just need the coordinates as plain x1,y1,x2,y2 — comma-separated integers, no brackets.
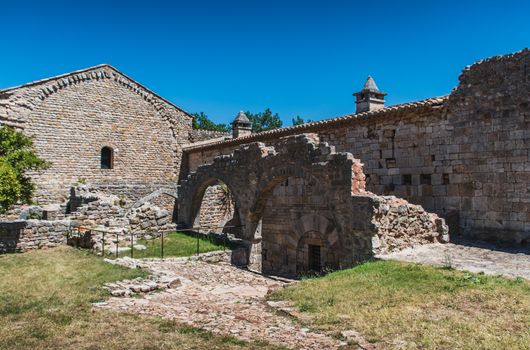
271,260,530,350
0,247,281,350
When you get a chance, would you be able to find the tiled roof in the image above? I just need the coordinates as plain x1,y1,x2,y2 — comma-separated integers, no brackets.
183,96,448,152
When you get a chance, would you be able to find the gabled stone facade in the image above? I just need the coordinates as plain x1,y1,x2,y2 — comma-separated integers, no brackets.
0,65,193,204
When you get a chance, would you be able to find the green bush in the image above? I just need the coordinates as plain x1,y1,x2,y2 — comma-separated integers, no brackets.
0,127,49,213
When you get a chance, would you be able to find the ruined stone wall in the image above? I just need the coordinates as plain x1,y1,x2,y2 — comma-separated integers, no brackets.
68,187,174,236
128,204,175,238
368,195,449,254
0,196,175,254
260,177,447,277
184,50,530,244
442,52,530,242
0,65,192,205
260,176,339,276
180,134,448,277
78,183,177,216
0,220,70,253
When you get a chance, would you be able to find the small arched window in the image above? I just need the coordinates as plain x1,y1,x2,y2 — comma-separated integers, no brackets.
101,146,114,169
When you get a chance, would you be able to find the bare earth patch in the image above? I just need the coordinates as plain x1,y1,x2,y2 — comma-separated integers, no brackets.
378,241,530,280
96,258,346,350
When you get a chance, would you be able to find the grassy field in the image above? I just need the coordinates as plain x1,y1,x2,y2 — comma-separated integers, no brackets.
271,260,530,350
116,231,225,259
0,247,279,350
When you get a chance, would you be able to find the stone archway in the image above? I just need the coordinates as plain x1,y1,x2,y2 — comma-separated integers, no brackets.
178,133,370,271
179,133,449,276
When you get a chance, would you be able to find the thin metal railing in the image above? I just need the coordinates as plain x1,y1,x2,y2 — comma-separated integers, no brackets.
68,224,244,259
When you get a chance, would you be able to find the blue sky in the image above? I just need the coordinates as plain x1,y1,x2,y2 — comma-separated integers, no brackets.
1,0,528,125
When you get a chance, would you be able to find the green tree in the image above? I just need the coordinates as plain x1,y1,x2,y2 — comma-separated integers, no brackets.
291,115,312,126
191,112,231,133
0,127,49,213
245,108,283,133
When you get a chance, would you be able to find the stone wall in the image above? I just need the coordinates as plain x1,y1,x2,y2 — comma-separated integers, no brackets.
128,204,175,238
0,220,70,253
260,177,447,277
179,133,448,277
0,65,192,204
70,184,177,219
0,195,175,254
183,49,530,244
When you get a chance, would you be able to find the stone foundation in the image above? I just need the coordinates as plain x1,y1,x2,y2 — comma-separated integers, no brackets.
0,220,70,253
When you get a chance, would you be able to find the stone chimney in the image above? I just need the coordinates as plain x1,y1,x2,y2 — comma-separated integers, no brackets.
353,76,387,114
232,111,252,138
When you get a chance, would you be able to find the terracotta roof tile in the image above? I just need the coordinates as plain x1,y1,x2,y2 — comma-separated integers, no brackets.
183,96,448,152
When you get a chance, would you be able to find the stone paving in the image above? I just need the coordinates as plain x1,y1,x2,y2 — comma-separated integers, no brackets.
95,242,530,349
95,257,349,350
378,241,530,280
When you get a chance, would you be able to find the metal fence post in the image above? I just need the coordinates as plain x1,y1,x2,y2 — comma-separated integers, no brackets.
130,231,134,259
115,232,118,258
196,232,200,255
101,231,105,257
224,226,229,251
161,231,164,259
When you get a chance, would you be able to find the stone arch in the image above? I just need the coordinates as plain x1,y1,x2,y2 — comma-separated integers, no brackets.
180,133,449,275
291,214,342,275
178,133,368,271
179,172,245,236
189,178,237,232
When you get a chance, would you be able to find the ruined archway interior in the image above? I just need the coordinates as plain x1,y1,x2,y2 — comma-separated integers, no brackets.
194,180,238,235
178,134,449,278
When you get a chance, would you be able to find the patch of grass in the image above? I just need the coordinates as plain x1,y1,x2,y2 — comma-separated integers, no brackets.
271,260,530,350
116,231,225,259
0,247,279,349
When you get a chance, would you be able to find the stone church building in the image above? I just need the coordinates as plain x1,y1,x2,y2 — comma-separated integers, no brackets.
1,49,529,256
0,65,194,205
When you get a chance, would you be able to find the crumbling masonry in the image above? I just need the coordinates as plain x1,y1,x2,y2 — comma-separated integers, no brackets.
178,133,448,276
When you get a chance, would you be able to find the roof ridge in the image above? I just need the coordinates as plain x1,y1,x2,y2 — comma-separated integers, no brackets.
0,64,193,117
184,95,448,152
0,64,112,93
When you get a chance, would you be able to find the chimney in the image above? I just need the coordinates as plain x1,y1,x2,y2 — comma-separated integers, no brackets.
232,111,252,138
353,76,387,114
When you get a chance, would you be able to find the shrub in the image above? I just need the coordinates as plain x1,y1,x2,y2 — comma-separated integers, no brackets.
0,127,50,213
